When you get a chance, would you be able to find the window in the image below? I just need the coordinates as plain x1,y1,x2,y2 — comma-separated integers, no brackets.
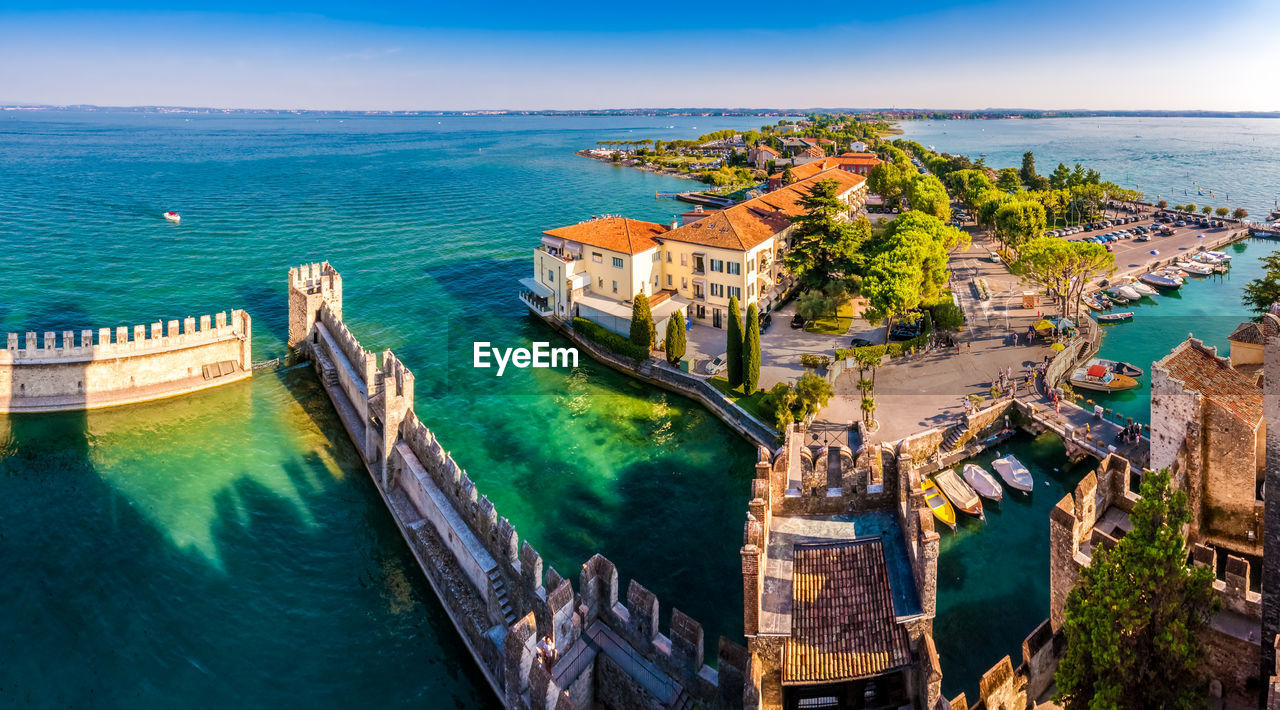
681,277,688,290
693,283,704,299
727,262,741,275
652,251,661,263
597,277,604,288
666,275,672,287
728,286,741,300
710,283,724,298
748,284,754,298
592,252,603,263
547,269,554,283
710,259,724,273
747,258,755,273
612,280,618,294
652,276,658,288
681,253,688,266
666,252,672,263
612,257,624,269
693,255,705,274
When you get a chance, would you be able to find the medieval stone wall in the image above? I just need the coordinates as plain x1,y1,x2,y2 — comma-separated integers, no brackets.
0,309,251,412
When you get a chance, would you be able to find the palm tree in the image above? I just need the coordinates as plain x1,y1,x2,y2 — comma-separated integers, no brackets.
861,396,877,426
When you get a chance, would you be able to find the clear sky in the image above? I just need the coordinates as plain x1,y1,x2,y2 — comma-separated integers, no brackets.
1,0,1277,111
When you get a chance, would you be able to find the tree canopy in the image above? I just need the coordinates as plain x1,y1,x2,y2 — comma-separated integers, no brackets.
1243,250,1280,316
993,199,1047,254
783,178,870,291
629,292,655,349
1011,238,1114,320
907,174,952,222
727,295,744,387
1054,469,1217,710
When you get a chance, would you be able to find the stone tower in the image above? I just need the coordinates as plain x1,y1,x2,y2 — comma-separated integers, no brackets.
1262,313,1280,689
287,262,342,351
368,350,415,489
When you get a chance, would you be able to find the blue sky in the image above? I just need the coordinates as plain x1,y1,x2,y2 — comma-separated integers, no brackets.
1,0,1277,111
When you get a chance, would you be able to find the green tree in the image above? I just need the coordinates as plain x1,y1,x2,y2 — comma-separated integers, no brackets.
1157,200,1168,208
726,295,744,387
1184,202,1197,213
1049,162,1072,190
665,310,687,364
907,174,952,222
931,300,965,330
629,292,655,350
867,161,907,204
781,165,796,186
783,179,870,291
796,290,836,322
1233,207,1249,220
1054,469,1217,710
794,371,833,419
1243,251,1280,316
996,168,1021,192
1201,205,1213,216
1215,207,1229,217
1012,238,1114,320
1020,151,1037,185
744,303,761,393
769,382,797,430
993,199,1047,254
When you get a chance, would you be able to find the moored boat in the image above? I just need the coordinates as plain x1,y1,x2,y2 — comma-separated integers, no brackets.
992,455,1034,493
1069,362,1140,391
1204,250,1232,262
1175,260,1213,276
935,469,983,517
1109,285,1142,301
1128,281,1157,296
1088,357,1144,378
1140,272,1181,289
163,211,181,223
1097,311,1133,323
962,463,1003,502
1082,294,1108,311
921,478,956,528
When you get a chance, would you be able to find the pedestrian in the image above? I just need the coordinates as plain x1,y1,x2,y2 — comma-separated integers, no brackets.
967,341,972,353
1085,423,1091,437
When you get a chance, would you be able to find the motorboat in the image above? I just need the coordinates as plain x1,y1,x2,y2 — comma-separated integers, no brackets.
962,463,1003,502
1140,272,1181,289
1082,294,1108,311
163,211,181,223
1204,250,1232,262
1088,357,1144,378
1128,281,1158,296
921,478,956,528
1194,252,1227,264
1069,362,1140,391
1097,311,1134,323
992,455,1034,493
935,469,983,517
1108,285,1143,301
1175,260,1214,276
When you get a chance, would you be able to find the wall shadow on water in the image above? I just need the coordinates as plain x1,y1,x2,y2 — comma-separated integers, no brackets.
0,369,498,709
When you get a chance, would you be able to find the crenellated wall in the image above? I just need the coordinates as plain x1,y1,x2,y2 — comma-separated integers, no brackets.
288,261,746,710
0,308,251,412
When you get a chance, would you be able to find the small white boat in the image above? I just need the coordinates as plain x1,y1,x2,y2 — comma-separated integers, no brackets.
1205,250,1232,262
1089,357,1144,377
1109,286,1142,301
1175,260,1214,276
962,464,1003,502
992,455,1034,493
936,469,983,517
1140,272,1181,289
1097,311,1134,323
163,211,181,223
1128,281,1158,296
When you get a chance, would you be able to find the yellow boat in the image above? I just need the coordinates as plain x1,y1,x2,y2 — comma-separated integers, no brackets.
921,478,956,528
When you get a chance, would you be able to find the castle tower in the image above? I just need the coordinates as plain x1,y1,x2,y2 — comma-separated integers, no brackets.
368,350,415,489
287,262,343,351
1262,314,1280,690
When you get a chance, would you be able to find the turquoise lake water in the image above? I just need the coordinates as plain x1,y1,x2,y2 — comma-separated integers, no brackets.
0,112,772,707
899,117,1280,217
4,112,1277,707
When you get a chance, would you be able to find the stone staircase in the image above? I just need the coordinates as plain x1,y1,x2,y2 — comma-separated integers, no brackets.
941,422,967,451
314,349,339,388
489,568,516,626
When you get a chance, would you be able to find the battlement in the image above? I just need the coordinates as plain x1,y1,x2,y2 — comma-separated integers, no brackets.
288,261,343,349
0,309,249,361
289,261,342,297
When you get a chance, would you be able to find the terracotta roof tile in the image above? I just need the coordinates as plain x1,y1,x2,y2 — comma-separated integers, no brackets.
1227,319,1278,345
544,217,668,255
1155,338,1263,427
659,169,866,251
770,155,881,182
783,539,912,685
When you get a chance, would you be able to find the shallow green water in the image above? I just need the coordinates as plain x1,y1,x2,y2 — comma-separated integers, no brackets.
934,433,1095,700
0,112,763,707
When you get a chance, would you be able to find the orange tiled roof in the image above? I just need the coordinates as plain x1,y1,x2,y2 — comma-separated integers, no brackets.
1155,338,1263,427
756,145,780,156
1227,319,1278,346
543,217,668,255
659,169,865,251
801,146,826,158
770,155,881,182
783,540,912,685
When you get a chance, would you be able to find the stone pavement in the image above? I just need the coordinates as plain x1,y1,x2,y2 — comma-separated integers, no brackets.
815,235,1055,445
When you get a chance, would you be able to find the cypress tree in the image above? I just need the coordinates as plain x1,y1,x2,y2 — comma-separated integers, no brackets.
726,296,743,387
630,292,655,350
665,310,687,365
744,303,761,392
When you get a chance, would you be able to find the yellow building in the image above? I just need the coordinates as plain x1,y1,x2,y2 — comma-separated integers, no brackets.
520,168,868,334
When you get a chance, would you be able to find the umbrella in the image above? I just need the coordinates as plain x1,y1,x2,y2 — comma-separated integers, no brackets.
1052,318,1075,329
1149,250,1160,255
1197,234,1205,239
1051,342,1066,352
1033,319,1054,331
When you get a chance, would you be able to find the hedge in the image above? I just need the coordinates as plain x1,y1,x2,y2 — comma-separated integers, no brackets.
834,311,933,361
574,317,650,361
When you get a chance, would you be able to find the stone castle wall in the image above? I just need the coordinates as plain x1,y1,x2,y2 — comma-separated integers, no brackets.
0,309,251,412
288,261,744,710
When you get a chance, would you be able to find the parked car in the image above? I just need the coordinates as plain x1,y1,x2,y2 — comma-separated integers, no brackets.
759,312,772,332
706,354,729,376
988,251,1002,263
790,313,806,329
849,337,873,348
889,319,922,341
1136,234,1151,242
1175,220,1187,227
